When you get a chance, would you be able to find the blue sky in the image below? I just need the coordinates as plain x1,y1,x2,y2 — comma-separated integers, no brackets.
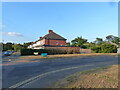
2,2,118,43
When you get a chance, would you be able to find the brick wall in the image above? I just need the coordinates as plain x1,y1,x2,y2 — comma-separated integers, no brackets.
44,46,92,54
80,49,92,53
45,46,80,53
45,39,66,46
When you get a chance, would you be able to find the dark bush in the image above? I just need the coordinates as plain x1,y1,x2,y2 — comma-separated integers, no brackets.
101,43,117,53
21,49,34,55
44,48,67,55
91,46,101,53
20,48,68,55
91,43,117,53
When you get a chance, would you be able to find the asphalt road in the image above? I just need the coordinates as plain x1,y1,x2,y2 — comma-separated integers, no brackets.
2,52,20,62
2,55,118,88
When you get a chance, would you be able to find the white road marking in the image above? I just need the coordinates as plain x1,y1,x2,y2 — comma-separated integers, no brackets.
7,64,93,89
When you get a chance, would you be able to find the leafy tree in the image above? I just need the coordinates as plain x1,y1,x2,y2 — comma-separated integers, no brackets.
81,45,87,49
83,42,96,49
71,37,87,48
66,42,71,46
106,35,114,41
91,45,101,53
106,35,120,45
94,38,103,45
13,44,23,52
101,43,117,53
23,42,32,48
112,36,120,45
91,43,117,53
3,42,14,51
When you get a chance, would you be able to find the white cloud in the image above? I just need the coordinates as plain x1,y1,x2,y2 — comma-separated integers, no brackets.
5,32,23,37
0,23,23,37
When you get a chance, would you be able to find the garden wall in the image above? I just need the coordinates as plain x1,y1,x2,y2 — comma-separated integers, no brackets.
80,49,92,54
44,46,80,54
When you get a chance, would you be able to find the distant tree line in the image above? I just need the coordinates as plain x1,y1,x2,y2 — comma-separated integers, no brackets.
2,42,32,52
2,35,120,53
66,35,120,53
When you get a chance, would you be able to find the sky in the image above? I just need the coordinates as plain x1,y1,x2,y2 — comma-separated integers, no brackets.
2,2,118,44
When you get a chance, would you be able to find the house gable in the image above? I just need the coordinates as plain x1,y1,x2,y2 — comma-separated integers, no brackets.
39,30,66,40
28,30,67,49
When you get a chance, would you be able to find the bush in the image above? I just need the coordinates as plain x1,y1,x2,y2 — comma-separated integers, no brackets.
44,48,67,55
91,43,117,53
91,46,101,53
101,43,117,53
20,48,68,55
21,49,34,55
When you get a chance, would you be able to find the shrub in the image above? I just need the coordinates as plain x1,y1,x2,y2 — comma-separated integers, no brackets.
91,43,117,53
91,46,101,53
21,49,34,55
101,43,117,53
20,48,68,55
44,48,67,55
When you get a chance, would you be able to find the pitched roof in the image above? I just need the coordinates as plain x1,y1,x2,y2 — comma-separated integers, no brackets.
40,30,67,40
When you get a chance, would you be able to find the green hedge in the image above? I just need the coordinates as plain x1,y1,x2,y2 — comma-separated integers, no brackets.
45,48,67,55
20,48,68,56
91,43,117,53
21,49,34,55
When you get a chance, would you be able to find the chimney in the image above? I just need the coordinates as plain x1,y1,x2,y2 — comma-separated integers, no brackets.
40,37,42,39
48,30,53,33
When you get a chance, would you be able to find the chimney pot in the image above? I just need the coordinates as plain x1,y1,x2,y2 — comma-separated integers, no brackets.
48,30,53,33
40,37,42,39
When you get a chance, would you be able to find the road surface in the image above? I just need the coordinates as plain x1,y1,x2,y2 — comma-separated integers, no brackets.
2,55,118,88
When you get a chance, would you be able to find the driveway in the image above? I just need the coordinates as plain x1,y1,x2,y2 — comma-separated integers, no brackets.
2,55,118,88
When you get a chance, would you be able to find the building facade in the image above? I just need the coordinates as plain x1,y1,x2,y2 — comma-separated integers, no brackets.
28,30,67,49
117,48,120,53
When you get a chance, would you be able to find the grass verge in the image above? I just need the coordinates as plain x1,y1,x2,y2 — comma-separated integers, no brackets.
52,65,119,88
19,53,119,60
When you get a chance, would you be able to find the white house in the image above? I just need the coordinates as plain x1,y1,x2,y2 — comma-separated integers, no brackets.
117,48,120,53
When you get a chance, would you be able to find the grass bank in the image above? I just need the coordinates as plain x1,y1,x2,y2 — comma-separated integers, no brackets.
52,65,119,88
20,53,119,60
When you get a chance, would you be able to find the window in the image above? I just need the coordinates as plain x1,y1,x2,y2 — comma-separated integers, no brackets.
56,41,58,45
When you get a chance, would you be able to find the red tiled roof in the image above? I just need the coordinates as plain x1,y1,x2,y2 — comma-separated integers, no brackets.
40,31,66,40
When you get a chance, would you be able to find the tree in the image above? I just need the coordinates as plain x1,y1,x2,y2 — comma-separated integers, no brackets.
106,35,120,45
23,42,32,48
101,43,117,53
81,45,87,49
71,37,87,48
112,36,120,45
91,43,117,53
94,38,103,45
83,42,95,49
3,42,14,51
13,44,23,52
106,35,114,41
66,42,71,46
91,45,101,53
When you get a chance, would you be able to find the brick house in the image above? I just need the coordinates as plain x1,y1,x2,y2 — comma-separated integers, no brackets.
28,30,67,49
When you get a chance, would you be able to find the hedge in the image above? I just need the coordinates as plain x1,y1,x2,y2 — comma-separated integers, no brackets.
91,43,117,53
20,48,68,56
21,49,34,55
